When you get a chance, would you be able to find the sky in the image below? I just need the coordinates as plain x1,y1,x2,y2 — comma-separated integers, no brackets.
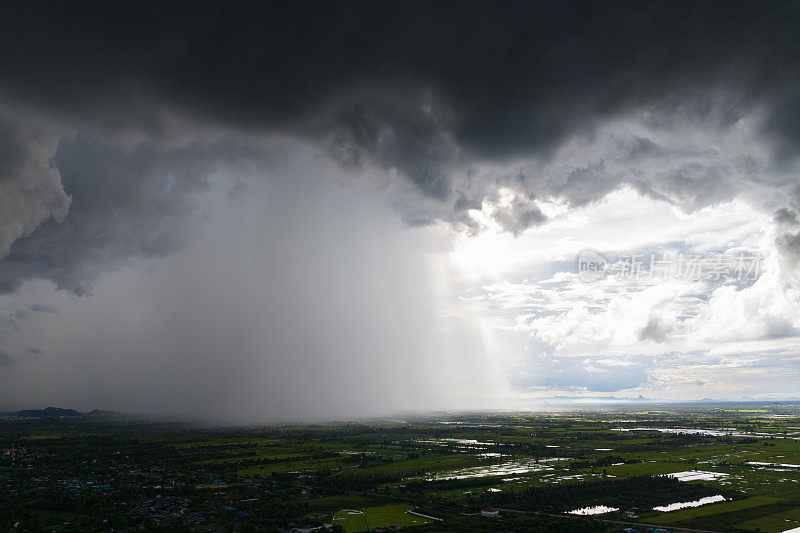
0,1,799,421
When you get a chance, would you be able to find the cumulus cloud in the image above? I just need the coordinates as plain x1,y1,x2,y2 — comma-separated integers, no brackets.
511,354,649,393
481,250,798,354
453,190,797,371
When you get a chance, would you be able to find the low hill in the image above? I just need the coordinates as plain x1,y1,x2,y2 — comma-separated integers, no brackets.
14,407,83,418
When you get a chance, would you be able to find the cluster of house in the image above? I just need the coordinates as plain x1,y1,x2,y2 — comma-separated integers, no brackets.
0,442,271,528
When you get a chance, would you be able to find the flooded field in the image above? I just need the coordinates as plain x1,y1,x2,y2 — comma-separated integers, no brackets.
664,470,730,482
653,494,726,512
613,426,797,439
427,458,552,480
746,461,800,469
568,505,618,515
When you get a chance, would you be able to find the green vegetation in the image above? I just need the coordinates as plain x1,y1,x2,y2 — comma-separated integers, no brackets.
332,504,431,532
1,402,800,531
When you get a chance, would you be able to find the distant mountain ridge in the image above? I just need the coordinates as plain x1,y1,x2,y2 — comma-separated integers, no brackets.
6,407,122,419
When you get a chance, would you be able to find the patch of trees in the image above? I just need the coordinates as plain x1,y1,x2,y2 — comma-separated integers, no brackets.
401,475,504,495
341,453,394,466
567,455,635,469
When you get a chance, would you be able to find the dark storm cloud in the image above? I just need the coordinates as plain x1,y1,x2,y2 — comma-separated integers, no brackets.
29,303,58,314
4,1,797,148
326,91,457,201
0,0,799,291
0,137,281,295
775,206,800,263
0,113,70,259
640,317,672,344
0,349,14,366
490,196,546,236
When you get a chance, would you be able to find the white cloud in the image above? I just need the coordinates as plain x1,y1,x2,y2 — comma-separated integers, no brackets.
442,187,800,399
